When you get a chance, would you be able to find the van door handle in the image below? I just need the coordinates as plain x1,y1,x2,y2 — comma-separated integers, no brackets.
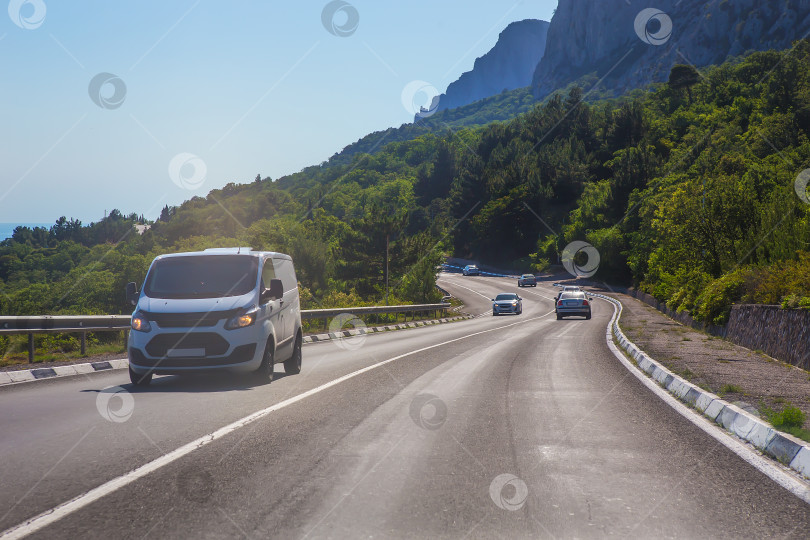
279,299,285,306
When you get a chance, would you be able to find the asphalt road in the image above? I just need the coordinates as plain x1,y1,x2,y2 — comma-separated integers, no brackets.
1,274,809,539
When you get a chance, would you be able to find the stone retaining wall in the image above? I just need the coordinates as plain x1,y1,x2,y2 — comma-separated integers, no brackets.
726,304,810,371
628,291,809,370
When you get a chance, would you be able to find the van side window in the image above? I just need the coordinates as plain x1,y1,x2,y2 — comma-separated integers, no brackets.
261,259,276,290
272,258,297,293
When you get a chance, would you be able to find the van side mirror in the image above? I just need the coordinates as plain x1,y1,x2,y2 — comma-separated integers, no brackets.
126,282,139,306
261,278,284,303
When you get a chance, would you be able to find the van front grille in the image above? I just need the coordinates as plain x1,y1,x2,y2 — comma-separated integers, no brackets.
145,333,230,357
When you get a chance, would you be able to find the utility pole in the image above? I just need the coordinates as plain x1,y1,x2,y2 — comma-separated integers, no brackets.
385,233,389,305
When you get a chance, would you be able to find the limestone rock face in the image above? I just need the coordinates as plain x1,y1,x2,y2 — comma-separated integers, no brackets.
531,0,810,99
437,19,549,111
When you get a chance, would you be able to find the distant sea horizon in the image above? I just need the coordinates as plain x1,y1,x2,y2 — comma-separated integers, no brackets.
0,222,52,241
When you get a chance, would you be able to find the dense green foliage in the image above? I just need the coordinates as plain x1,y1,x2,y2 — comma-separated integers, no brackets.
2,42,809,326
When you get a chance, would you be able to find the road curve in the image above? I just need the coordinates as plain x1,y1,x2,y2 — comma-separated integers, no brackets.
1,275,808,538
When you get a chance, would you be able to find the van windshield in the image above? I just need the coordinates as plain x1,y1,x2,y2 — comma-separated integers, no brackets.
144,255,258,299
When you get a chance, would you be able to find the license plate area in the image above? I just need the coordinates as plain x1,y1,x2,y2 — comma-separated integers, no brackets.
167,348,205,358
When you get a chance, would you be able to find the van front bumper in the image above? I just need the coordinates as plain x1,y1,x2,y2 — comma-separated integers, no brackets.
128,343,260,374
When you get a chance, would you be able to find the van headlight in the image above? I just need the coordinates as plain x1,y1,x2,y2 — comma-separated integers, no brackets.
131,313,152,332
225,310,257,330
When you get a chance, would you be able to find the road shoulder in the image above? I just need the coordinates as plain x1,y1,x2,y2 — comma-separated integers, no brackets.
589,289,810,485
617,293,810,434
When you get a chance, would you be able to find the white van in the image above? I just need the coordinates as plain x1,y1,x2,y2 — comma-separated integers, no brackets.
125,248,302,386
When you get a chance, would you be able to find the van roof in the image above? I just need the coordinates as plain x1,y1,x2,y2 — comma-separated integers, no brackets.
155,248,292,260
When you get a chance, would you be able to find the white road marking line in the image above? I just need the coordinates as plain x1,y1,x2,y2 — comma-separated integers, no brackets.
515,287,557,302
554,324,578,338
0,314,546,540
438,279,493,300
440,276,557,303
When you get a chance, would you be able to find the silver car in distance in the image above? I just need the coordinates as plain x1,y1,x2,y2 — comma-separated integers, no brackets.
492,293,523,316
555,291,592,320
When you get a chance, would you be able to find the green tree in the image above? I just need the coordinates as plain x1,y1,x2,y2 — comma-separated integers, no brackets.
668,64,701,104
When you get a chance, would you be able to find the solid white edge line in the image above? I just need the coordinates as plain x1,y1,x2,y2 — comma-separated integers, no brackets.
437,278,493,300
0,312,547,539
599,296,810,504
440,276,558,304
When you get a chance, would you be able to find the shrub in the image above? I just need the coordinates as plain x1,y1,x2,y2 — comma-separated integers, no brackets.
530,257,550,273
691,269,748,325
34,333,81,353
768,405,807,429
720,383,743,394
782,294,801,309
781,294,810,310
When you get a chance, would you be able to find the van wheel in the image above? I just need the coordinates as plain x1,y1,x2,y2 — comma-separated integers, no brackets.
284,334,302,375
556,314,562,320
254,340,274,382
129,366,152,386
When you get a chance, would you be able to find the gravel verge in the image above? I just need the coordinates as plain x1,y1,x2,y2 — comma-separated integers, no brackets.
615,292,810,431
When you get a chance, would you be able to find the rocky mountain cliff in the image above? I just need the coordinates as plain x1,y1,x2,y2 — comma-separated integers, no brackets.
532,0,810,99
437,19,549,111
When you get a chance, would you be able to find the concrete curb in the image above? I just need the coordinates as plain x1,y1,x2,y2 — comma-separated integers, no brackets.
302,315,473,343
0,359,129,387
589,290,810,481
0,316,474,387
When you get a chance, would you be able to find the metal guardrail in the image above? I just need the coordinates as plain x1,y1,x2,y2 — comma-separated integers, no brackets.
0,315,130,333
0,302,451,363
301,303,449,319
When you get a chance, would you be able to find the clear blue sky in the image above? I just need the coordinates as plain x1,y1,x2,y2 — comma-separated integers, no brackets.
0,0,557,224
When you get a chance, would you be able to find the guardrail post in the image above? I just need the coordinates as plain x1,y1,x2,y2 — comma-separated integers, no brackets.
80,332,86,356
28,333,34,363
